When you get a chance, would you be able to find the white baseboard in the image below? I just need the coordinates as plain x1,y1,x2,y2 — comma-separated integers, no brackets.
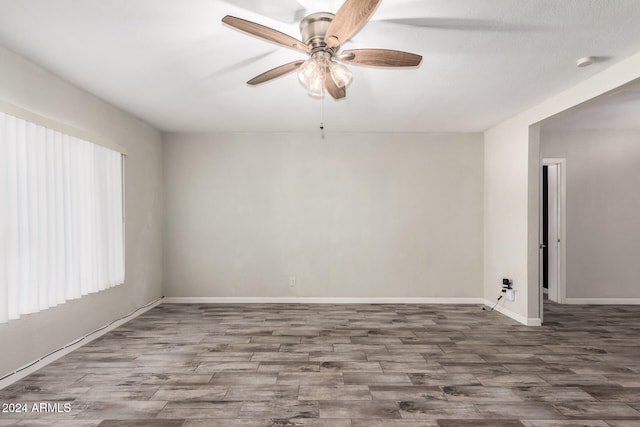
0,298,163,390
166,297,543,326
163,297,484,305
565,298,640,305
483,299,542,326
164,297,551,326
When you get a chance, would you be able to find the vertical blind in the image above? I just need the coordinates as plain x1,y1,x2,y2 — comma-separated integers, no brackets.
0,111,124,323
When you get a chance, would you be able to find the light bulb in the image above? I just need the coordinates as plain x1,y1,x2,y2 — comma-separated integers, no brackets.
298,58,318,89
329,61,353,88
308,71,325,98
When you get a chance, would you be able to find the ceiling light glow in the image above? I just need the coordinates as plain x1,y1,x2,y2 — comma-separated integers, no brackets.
330,61,353,88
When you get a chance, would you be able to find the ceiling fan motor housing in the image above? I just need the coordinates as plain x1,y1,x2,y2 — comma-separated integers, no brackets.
300,12,336,53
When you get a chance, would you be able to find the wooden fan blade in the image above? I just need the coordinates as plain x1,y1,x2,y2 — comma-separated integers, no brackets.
325,75,346,99
222,15,309,54
324,0,381,48
340,49,422,67
247,60,305,85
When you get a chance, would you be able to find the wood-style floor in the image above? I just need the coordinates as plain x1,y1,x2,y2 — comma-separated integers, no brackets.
1,301,640,426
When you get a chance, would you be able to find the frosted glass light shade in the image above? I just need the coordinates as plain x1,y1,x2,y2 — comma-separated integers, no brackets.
330,61,353,88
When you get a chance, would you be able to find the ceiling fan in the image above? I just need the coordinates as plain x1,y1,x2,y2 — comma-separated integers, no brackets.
221,0,422,100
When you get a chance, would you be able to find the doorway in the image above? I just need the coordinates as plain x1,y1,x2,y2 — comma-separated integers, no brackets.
541,159,566,312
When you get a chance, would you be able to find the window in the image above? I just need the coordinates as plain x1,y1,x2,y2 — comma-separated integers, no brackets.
0,109,125,323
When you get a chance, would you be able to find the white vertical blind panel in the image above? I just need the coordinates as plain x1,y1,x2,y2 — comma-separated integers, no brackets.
0,112,7,322
0,111,124,323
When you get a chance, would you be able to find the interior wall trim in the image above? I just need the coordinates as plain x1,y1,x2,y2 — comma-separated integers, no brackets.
483,299,542,326
163,297,484,305
0,298,162,390
565,298,640,305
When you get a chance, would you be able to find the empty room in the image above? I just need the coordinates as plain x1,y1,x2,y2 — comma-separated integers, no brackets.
1,0,640,426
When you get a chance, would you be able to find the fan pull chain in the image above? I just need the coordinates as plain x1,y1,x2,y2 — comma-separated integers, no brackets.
320,74,325,138
320,95,324,131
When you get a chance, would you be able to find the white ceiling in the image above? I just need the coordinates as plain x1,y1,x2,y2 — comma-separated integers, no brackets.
1,0,640,133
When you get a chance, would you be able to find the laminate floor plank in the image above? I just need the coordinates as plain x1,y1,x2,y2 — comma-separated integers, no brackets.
0,301,639,425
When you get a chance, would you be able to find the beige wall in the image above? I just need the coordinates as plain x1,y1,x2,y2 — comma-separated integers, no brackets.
483,122,533,320
541,129,640,299
0,45,163,376
163,132,483,299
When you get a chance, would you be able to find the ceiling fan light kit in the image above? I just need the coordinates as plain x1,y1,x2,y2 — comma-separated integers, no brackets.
297,56,353,98
221,0,422,100
329,61,353,88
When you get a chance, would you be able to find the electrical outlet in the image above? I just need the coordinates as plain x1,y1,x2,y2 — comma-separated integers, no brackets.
506,288,516,301
289,276,296,288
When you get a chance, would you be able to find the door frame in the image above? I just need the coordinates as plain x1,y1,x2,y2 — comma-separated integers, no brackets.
545,163,560,302
541,158,567,311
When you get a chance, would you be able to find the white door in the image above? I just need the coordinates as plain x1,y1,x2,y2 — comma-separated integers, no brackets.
547,164,559,303
541,158,566,307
